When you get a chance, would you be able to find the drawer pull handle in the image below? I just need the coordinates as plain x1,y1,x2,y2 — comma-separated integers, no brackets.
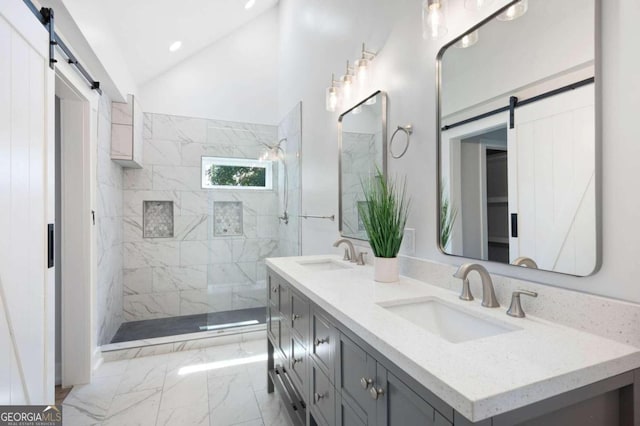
314,392,326,402
292,357,303,366
315,337,329,346
360,377,373,389
292,314,301,321
369,386,384,400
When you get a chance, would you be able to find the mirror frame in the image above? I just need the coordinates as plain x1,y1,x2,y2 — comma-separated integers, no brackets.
435,0,602,276
338,90,388,241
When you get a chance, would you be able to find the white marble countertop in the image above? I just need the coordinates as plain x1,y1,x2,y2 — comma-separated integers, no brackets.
266,255,640,422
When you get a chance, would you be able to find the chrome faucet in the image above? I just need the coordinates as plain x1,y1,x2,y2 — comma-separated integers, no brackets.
453,263,500,308
512,256,538,269
333,239,357,263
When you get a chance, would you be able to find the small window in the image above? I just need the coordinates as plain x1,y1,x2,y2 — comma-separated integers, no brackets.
201,157,273,190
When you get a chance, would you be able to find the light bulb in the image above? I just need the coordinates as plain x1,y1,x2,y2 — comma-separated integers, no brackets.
422,0,448,40
355,58,369,82
454,30,479,48
352,106,362,115
364,96,376,106
326,86,339,112
244,0,256,10
341,75,354,101
169,41,182,52
497,0,528,21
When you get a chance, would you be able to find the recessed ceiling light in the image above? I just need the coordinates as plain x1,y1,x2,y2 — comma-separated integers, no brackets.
245,0,256,10
169,41,182,52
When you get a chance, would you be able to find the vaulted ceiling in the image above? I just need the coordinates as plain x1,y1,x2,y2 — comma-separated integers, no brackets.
99,0,278,84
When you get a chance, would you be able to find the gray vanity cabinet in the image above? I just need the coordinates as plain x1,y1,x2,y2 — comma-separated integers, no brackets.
266,268,639,426
336,333,451,426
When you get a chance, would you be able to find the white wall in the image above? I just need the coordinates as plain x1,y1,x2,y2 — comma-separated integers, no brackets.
141,8,279,125
278,0,640,304
441,0,594,116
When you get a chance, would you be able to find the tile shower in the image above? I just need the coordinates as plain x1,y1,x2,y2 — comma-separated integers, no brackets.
113,107,301,341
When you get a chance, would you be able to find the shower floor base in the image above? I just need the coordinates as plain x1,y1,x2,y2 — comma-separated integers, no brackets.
110,307,266,344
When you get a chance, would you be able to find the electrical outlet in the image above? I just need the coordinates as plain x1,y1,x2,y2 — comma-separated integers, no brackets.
400,228,415,256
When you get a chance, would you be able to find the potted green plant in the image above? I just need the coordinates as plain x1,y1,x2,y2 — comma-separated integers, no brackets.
358,172,410,282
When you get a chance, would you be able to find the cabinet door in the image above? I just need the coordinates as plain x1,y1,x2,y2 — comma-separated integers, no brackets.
311,360,336,426
291,290,310,346
311,309,336,381
268,273,279,310
267,304,278,344
337,394,368,426
375,365,439,426
289,336,308,401
280,282,291,321
337,333,376,419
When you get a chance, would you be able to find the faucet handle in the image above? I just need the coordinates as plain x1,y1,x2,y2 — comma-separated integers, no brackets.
343,248,351,261
507,289,538,318
459,278,474,301
356,252,367,266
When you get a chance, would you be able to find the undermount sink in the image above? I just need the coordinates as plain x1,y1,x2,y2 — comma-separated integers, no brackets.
297,259,352,271
378,297,520,343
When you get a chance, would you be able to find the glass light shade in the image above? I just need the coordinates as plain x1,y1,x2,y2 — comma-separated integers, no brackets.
364,96,377,106
454,30,479,48
341,74,354,101
355,58,369,82
325,86,339,112
496,0,528,21
464,0,492,11
352,106,362,115
422,0,448,40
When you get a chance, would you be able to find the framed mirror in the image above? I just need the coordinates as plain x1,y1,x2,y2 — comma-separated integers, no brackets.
437,0,598,276
339,91,388,240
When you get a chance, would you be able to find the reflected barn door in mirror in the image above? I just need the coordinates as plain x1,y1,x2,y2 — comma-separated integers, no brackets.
339,91,388,240
437,0,598,276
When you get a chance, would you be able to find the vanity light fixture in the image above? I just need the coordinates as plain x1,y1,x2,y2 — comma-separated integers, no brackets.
422,0,448,40
244,0,256,10
496,0,528,21
326,73,341,112
454,30,479,48
168,40,182,52
464,0,493,11
354,43,377,82
340,60,356,101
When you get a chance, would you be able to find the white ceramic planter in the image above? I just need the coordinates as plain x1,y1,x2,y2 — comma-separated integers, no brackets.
374,257,399,283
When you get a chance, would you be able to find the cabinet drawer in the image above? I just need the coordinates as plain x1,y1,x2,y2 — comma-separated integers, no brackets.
311,310,335,380
291,291,310,345
338,334,376,416
311,361,335,426
289,336,308,401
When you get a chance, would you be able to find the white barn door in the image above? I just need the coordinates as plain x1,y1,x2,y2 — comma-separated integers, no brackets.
0,2,55,404
507,84,595,275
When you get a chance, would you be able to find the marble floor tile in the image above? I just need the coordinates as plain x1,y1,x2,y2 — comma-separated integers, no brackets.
156,402,209,426
63,336,280,426
103,388,162,426
117,355,167,394
63,375,121,420
208,373,262,426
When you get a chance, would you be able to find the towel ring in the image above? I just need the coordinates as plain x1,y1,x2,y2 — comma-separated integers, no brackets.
389,124,413,159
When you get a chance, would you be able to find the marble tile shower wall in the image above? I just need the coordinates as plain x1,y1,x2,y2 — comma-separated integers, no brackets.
122,113,280,322
341,132,379,237
277,102,302,257
97,93,125,345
